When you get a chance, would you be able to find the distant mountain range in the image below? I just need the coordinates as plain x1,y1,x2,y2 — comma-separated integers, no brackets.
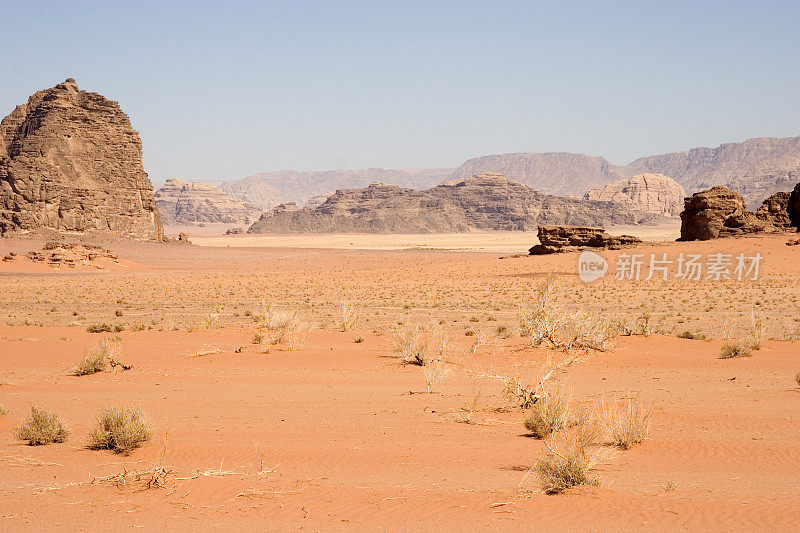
220,135,800,211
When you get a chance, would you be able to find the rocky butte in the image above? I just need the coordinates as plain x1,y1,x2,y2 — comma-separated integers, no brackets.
678,185,800,240
155,178,262,226
248,172,661,234
0,79,163,240
583,173,686,217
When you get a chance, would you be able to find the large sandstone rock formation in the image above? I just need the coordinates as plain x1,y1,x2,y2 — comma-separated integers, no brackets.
0,79,163,239
248,172,660,234
529,225,642,255
155,178,262,225
679,186,774,240
789,183,800,230
583,173,685,217
755,191,792,230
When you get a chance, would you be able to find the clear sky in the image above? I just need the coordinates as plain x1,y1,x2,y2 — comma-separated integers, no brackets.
1,1,798,184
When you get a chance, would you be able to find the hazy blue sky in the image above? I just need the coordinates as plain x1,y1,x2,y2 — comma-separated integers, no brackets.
2,1,798,184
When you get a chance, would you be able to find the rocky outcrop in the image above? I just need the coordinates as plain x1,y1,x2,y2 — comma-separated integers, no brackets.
789,183,800,230
0,79,163,240
155,178,262,225
222,168,452,211
529,225,642,255
4,242,119,268
755,191,792,229
584,174,685,217
248,172,660,234
679,186,775,240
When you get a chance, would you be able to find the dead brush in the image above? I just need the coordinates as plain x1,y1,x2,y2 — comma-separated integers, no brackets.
719,341,753,359
88,407,151,455
422,360,451,393
518,274,618,351
534,424,603,494
15,406,70,445
260,302,299,331
599,395,651,449
337,300,361,332
523,387,589,439
72,338,121,376
390,323,429,365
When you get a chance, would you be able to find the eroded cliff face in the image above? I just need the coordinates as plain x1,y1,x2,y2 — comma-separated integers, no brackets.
155,178,262,225
248,172,660,234
0,79,163,239
584,173,686,217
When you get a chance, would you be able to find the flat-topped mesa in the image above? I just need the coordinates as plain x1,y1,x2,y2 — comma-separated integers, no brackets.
529,225,642,255
155,178,263,225
679,186,779,240
584,173,686,217
0,78,163,240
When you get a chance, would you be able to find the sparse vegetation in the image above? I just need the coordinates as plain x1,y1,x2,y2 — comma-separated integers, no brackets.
524,388,586,439
72,338,121,376
422,361,451,393
795,372,800,387
719,342,753,359
87,323,124,333
391,323,429,365
88,407,151,455
15,406,70,445
337,300,361,331
600,395,651,449
535,425,601,494
495,324,511,339
518,274,618,351
353,336,365,343
0,404,7,416
677,331,706,340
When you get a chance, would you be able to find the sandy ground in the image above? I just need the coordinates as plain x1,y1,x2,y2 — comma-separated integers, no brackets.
182,222,682,253
0,232,798,531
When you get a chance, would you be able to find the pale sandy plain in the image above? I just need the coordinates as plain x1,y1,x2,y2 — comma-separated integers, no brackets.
0,230,798,531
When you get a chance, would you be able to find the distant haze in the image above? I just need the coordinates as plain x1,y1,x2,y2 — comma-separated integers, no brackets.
1,2,798,183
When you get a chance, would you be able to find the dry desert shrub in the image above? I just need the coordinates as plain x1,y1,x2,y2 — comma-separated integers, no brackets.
15,406,70,445
747,312,765,350
535,424,602,494
599,395,651,449
423,360,451,393
0,404,8,416
676,331,706,340
72,338,121,376
87,322,124,333
518,274,618,351
260,302,299,331
88,407,151,455
337,300,361,332
719,342,753,359
391,323,451,366
391,323,429,365
524,387,589,439
795,372,800,387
